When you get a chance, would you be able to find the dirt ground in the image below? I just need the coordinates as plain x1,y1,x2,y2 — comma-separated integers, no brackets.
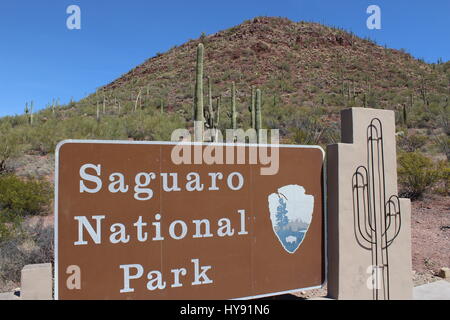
410,194,450,284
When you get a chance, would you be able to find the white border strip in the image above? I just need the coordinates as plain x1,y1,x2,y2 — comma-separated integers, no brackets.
54,139,327,300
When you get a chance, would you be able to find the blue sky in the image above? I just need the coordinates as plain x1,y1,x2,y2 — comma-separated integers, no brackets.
1,0,449,117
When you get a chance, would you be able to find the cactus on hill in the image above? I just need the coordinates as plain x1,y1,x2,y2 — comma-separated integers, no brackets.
255,88,262,143
96,101,100,122
249,87,256,129
24,101,34,125
134,90,142,112
194,43,204,142
30,101,34,125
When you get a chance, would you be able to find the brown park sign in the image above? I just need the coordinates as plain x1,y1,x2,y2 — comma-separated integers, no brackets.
54,140,325,300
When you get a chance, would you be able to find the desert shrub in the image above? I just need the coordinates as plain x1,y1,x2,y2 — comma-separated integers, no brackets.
434,135,449,160
436,160,450,196
0,221,54,289
0,175,52,217
0,214,22,244
437,109,449,135
323,122,341,144
0,127,22,173
398,133,428,152
124,113,185,141
414,110,433,128
288,117,328,145
367,92,379,108
398,152,441,200
327,92,346,106
28,121,61,155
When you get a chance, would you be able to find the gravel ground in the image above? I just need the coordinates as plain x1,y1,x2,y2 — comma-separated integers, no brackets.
411,195,450,276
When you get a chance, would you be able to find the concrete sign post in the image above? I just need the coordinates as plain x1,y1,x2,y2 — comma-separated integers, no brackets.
55,142,325,300
327,108,413,300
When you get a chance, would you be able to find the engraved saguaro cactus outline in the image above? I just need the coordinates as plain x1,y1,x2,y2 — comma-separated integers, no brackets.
352,118,402,300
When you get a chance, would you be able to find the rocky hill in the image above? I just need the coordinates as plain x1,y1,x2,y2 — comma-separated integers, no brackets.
1,16,449,170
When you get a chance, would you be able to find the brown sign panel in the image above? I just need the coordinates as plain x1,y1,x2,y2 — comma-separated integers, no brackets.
55,141,325,300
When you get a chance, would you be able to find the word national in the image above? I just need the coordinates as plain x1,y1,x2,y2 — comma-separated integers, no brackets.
74,210,248,245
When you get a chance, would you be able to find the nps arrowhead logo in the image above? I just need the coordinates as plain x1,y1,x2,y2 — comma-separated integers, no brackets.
268,185,314,254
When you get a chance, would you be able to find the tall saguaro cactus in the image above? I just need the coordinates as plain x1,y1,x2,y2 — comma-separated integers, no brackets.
24,102,30,124
229,81,237,130
249,87,256,129
103,93,106,114
134,90,142,112
28,101,34,125
96,101,100,122
194,43,204,142
403,104,408,127
255,88,262,143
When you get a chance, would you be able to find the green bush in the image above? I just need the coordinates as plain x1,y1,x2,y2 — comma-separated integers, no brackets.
0,214,21,244
398,133,428,152
398,152,441,200
436,160,450,196
0,127,22,173
0,175,52,217
435,135,449,160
